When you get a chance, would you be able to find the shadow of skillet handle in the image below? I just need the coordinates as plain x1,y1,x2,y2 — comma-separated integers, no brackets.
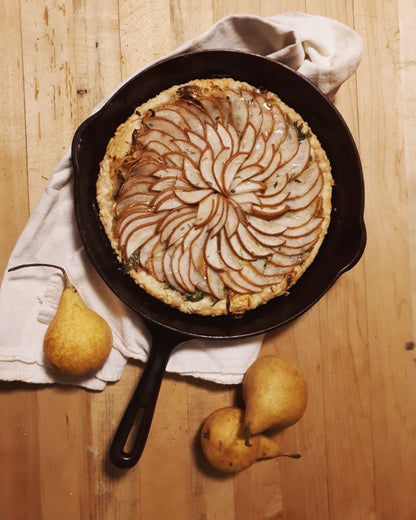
110,323,186,468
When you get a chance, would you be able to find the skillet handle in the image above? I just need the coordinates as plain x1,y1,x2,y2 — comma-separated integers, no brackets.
110,327,184,468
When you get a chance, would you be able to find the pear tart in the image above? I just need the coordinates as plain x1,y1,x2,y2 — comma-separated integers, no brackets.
97,78,333,315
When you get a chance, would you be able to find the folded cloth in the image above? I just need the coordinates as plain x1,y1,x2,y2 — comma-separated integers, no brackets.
0,13,362,390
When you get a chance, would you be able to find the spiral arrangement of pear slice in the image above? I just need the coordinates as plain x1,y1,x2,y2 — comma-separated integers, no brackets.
97,78,333,315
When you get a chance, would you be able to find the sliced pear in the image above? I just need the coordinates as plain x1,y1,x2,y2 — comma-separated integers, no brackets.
236,225,273,258
205,122,224,159
183,156,210,189
219,229,242,270
175,188,213,205
150,176,190,192
279,123,299,165
144,117,188,141
223,153,248,193
204,233,224,271
246,214,287,236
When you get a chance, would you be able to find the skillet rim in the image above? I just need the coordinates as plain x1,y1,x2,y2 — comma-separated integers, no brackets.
72,49,366,340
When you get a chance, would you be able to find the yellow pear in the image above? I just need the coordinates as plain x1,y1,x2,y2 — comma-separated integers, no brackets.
9,263,113,376
200,407,299,473
243,356,308,438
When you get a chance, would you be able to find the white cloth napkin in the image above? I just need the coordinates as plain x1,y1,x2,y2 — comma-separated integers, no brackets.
0,13,362,390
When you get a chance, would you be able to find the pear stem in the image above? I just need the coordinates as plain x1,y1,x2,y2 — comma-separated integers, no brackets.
8,263,67,279
244,425,252,447
278,453,302,459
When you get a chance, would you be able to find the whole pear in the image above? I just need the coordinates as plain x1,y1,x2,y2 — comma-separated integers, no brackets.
200,407,299,473
9,263,113,376
243,356,308,438
43,273,113,376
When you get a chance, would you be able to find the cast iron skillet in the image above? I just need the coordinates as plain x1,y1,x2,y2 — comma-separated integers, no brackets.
72,50,366,468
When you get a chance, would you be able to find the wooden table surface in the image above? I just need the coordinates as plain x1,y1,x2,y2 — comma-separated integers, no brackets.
1,1,415,519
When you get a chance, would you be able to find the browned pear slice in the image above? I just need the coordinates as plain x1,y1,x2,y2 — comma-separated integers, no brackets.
159,209,195,243
262,173,289,196
138,234,160,269
247,96,264,134
226,89,249,133
150,176,190,192
240,264,283,286
269,251,302,267
229,233,254,261
162,245,183,292
164,151,186,168
219,229,242,270
231,191,261,207
145,117,188,141
190,228,209,274
223,153,248,193
118,212,163,245
149,166,185,179
206,265,225,299
216,122,233,151
117,176,154,197
199,147,221,191
281,225,322,248
147,241,165,282
287,163,320,199
213,148,232,192
277,138,311,179
251,258,293,276
145,140,172,157
175,139,203,162
246,225,285,247
283,217,323,238
127,159,161,178
286,173,323,211
279,124,299,165
277,236,319,256
175,188,213,205
204,233,224,271
135,129,179,151
124,221,160,259
251,204,289,219
195,193,217,227
231,180,266,194
239,123,257,155
275,203,318,229
221,269,263,294
245,135,266,167
267,104,287,149
186,130,207,150
183,156,210,189
170,242,193,292
257,190,290,207
236,225,273,258
177,247,195,294
210,198,229,236
166,214,195,248
216,96,232,126
199,97,224,123
225,202,240,237
174,101,206,135
154,107,191,130
257,142,274,169
258,97,274,138
230,165,264,191
226,123,240,155
205,123,224,158
249,150,281,183
246,214,287,236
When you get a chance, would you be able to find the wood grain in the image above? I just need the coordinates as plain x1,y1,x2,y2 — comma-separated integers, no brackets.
1,1,415,519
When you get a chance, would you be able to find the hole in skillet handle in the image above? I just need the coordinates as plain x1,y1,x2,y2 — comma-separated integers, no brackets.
110,322,186,468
